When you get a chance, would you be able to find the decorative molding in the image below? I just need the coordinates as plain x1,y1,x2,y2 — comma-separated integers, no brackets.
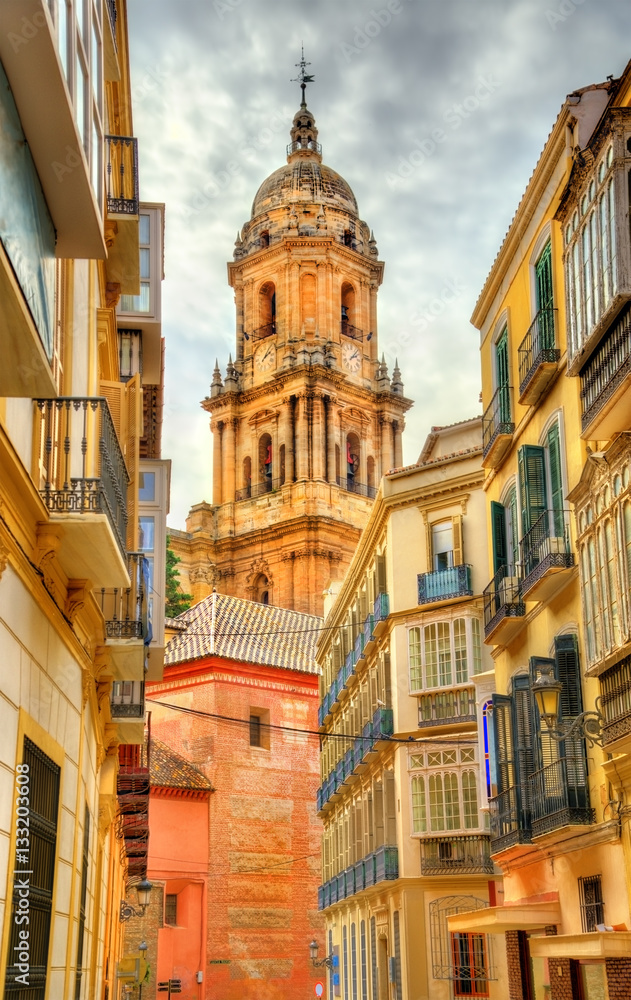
35,522,64,600
65,580,88,624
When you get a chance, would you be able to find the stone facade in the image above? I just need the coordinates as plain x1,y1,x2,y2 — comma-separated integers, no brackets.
172,95,412,616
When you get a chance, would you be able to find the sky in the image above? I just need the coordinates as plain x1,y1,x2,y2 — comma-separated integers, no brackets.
126,0,631,529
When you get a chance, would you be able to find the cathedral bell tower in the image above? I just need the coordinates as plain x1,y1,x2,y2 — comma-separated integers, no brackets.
172,58,412,615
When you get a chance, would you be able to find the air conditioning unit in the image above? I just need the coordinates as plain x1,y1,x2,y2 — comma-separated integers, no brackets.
499,577,519,604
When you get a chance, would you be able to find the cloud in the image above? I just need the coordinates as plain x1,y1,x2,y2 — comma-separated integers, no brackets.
126,0,631,526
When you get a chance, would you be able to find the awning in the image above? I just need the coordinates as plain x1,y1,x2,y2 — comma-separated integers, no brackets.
448,901,561,935
529,932,631,960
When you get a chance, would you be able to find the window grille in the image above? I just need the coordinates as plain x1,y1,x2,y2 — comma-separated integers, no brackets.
165,893,178,926
429,896,494,983
578,875,604,932
249,714,261,747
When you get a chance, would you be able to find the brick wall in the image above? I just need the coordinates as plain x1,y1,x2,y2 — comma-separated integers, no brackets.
505,931,529,1000
606,958,631,1000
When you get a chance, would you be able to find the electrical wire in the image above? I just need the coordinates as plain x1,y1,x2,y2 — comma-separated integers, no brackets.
145,698,477,745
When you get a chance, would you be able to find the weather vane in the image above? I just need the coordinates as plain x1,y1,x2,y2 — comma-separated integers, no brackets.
291,44,314,107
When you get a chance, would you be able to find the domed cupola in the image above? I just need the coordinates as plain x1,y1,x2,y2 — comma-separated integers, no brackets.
287,104,322,163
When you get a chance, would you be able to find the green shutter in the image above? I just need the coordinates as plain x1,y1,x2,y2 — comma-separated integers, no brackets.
554,633,583,717
495,327,511,422
512,674,535,820
535,242,555,351
508,487,519,570
491,501,507,575
491,694,514,796
546,422,564,536
518,445,548,535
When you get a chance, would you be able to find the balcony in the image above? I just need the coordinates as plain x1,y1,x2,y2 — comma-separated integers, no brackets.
354,631,366,665
483,567,525,645
600,655,631,754
418,687,476,729
317,709,393,812
250,322,276,343
235,478,282,501
0,2,105,258
489,786,532,854
373,592,390,636
580,305,631,440
418,564,473,606
117,748,149,878
482,386,514,469
518,308,560,406
33,397,130,586
528,756,594,838
111,681,145,744
519,510,574,603
340,320,363,342
318,845,398,910
98,553,148,680
336,476,377,499
287,138,322,156
105,136,140,219
420,835,494,876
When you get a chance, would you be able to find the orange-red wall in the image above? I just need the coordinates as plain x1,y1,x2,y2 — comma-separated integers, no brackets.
147,656,325,1000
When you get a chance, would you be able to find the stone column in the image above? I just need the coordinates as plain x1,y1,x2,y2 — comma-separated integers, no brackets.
224,417,237,501
212,420,223,505
283,397,295,484
235,281,245,359
380,416,392,476
369,281,378,361
326,397,337,484
296,394,310,480
289,262,300,340
312,392,325,480
393,420,403,468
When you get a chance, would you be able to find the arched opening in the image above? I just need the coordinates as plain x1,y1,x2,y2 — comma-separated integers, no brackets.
259,432,272,491
341,281,356,334
301,273,317,334
367,455,375,490
260,229,269,249
259,281,276,335
346,432,360,490
343,229,353,248
253,573,270,604
243,456,252,498
335,444,341,483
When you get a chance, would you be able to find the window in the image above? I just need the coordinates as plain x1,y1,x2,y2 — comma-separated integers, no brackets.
432,521,454,571
578,875,604,933
429,896,492,989
490,487,518,576
408,617,481,692
452,933,489,998
409,747,480,834
360,921,368,1000
534,240,554,347
250,714,261,747
495,325,511,423
165,893,178,926
4,739,60,1000
351,923,358,1000
343,925,349,1000
249,708,270,749
120,213,152,313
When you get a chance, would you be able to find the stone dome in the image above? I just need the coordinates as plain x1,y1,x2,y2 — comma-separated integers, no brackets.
251,160,359,220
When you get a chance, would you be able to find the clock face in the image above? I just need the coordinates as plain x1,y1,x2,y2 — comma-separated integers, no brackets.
342,341,362,373
255,343,276,373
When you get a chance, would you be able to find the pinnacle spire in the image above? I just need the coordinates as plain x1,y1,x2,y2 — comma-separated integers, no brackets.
291,44,314,108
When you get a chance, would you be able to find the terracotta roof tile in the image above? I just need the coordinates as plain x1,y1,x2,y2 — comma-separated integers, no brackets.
165,592,322,675
149,738,213,791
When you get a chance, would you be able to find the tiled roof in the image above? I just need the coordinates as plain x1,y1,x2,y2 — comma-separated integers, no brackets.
149,739,213,791
165,592,322,675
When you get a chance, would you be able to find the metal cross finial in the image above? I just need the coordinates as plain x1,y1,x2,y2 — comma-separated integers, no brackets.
291,44,314,107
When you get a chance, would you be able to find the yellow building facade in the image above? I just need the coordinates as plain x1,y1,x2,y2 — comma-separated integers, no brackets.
315,420,509,1000
171,72,411,617
0,3,167,998
450,60,631,1000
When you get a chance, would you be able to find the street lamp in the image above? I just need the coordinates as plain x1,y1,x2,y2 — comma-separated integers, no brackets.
120,879,154,922
532,663,605,747
309,939,337,970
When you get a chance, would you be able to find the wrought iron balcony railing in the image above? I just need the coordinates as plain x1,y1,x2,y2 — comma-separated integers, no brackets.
489,785,532,854
600,655,631,748
420,835,494,875
249,322,276,342
99,552,147,639
418,564,473,605
106,0,117,44
235,478,282,501
340,320,363,341
580,305,631,433
316,708,394,810
34,397,129,558
518,307,559,397
318,845,398,909
336,476,377,499
482,384,513,457
374,592,389,622
483,566,525,638
527,755,594,837
105,135,139,217
520,509,573,584
418,687,476,728
111,682,145,719
287,139,322,156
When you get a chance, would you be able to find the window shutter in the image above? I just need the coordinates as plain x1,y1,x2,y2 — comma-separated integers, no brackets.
452,514,463,566
373,780,384,848
535,241,554,311
508,487,519,570
491,501,507,575
518,445,548,535
529,657,558,772
512,674,535,821
491,694,514,796
384,770,397,845
125,373,142,551
495,327,511,422
376,554,387,594
546,422,564,536
554,633,583,717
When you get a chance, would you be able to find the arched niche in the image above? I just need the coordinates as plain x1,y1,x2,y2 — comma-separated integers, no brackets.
258,432,273,489
259,281,276,333
341,281,356,332
301,273,317,334
346,432,360,484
